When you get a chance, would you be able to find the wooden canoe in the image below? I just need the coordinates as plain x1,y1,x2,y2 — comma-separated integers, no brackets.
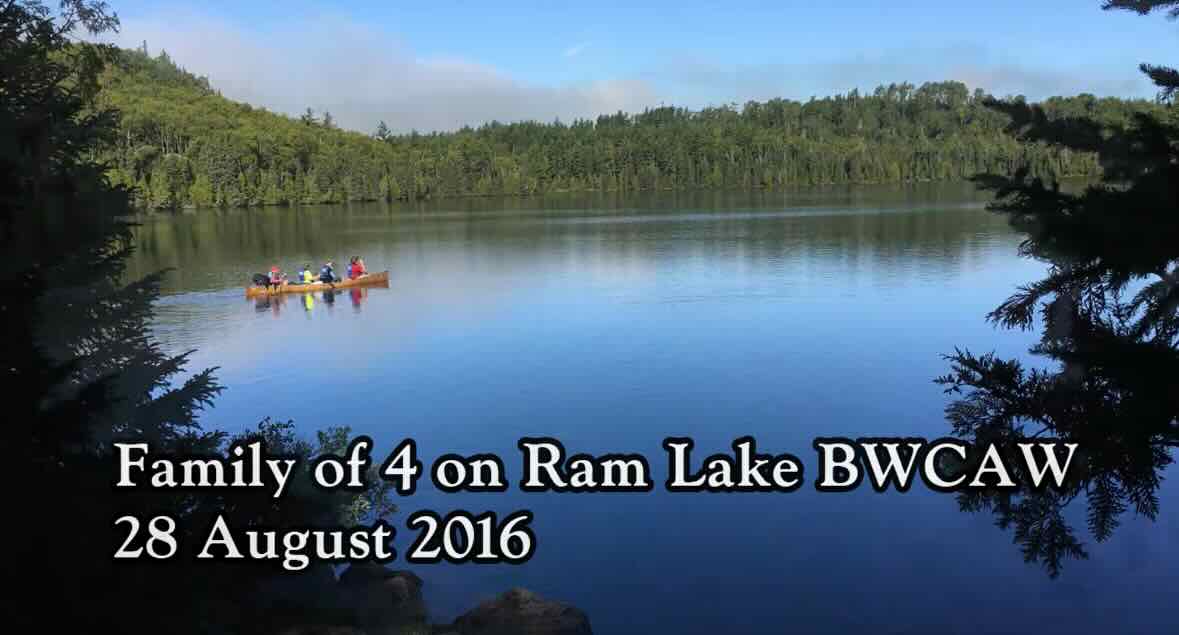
245,271,390,298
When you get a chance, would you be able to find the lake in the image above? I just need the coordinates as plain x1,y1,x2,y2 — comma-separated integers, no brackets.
129,183,1177,635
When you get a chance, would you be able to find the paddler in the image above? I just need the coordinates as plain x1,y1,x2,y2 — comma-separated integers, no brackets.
296,263,315,285
319,261,338,283
267,265,286,290
347,256,363,280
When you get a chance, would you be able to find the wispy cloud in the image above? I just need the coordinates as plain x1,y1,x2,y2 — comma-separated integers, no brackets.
106,12,1155,135
111,15,651,133
650,44,1153,106
562,42,589,58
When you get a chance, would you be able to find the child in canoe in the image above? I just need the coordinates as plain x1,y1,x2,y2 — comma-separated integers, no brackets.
267,266,286,289
294,263,315,285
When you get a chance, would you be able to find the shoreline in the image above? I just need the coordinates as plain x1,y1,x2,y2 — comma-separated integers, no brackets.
121,175,1101,216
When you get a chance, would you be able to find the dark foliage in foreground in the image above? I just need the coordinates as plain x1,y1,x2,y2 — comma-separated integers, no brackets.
4,2,391,632
937,0,1179,578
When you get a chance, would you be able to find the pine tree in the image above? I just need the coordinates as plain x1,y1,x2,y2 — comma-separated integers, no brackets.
937,0,1179,578
299,107,317,126
375,119,391,141
4,3,396,632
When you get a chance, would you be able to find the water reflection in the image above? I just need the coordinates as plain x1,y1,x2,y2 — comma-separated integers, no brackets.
125,183,1011,296
251,287,377,316
128,184,1177,635
937,103,1178,577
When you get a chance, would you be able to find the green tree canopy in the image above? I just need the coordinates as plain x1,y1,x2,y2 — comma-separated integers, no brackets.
91,49,1165,210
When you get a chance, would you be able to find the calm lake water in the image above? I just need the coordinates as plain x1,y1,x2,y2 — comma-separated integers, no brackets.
130,184,1177,635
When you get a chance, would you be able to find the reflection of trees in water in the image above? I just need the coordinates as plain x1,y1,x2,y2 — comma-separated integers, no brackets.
127,182,1018,295
938,1,1179,577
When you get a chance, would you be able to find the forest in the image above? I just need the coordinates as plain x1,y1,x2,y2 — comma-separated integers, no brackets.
98,47,1164,210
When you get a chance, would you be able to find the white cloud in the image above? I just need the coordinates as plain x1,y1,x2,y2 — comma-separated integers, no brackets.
562,42,589,58
649,43,1154,106
112,15,654,133
107,13,1155,135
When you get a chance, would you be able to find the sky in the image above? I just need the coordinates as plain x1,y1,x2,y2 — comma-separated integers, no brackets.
102,0,1178,133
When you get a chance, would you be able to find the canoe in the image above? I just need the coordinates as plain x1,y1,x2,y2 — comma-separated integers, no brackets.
245,271,390,298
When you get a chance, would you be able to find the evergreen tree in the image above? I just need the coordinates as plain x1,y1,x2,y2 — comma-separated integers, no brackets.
299,106,317,126
375,119,391,141
937,0,1179,578
94,48,1160,210
3,3,396,632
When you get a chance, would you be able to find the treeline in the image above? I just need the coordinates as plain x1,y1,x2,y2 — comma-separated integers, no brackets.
98,48,1161,209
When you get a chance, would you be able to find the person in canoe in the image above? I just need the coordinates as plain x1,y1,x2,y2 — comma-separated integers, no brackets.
295,263,316,285
348,255,367,280
267,265,286,290
319,261,338,283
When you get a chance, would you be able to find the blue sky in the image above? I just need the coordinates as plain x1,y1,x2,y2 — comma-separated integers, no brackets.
105,0,1177,132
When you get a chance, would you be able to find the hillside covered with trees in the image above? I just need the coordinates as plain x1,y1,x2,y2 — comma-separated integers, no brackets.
98,47,1162,209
